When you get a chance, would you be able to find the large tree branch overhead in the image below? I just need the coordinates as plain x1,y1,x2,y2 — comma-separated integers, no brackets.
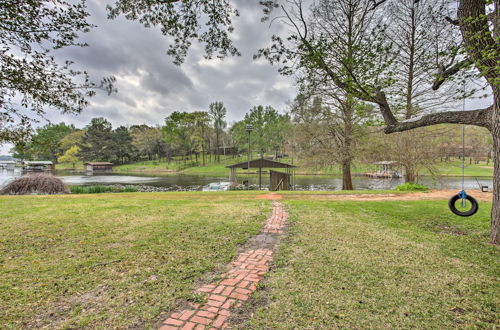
383,106,492,133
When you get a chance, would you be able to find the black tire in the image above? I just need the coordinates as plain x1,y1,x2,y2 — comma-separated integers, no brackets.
448,194,479,217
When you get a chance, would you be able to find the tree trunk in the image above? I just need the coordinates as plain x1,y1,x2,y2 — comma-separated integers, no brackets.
490,89,500,244
342,160,353,190
404,165,415,183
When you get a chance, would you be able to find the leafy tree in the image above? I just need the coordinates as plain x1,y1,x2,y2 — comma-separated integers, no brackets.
31,123,75,161
232,105,291,158
58,146,80,168
113,126,134,164
130,125,167,161
78,118,115,162
59,130,86,153
163,112,197,161
209,102,227,162
0,0,115,142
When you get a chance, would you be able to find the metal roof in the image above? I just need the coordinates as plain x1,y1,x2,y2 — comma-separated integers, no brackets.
24,161,53,165
226,158,296,169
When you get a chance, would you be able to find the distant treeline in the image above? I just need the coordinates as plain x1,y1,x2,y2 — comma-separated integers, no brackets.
11,102,291,166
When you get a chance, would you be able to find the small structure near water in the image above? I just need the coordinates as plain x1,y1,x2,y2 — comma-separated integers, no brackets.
84,162,113,173
364,161,402,178
22,161,55,173
226,158,297,190
0,161,17,171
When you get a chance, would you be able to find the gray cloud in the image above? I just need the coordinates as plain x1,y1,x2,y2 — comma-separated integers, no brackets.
48,0,295,129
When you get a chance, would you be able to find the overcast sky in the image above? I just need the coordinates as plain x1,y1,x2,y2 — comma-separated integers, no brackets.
0,0,493,156
1,0,296,155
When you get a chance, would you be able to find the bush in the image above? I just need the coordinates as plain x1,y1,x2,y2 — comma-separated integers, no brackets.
0,174,68,195
70,185,138,194
395,182,429,192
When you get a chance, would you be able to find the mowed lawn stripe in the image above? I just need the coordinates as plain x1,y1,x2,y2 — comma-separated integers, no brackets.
0,193,268,329
240,200,499,329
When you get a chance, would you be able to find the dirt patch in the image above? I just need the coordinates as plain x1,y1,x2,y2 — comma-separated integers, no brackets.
284,190,493,202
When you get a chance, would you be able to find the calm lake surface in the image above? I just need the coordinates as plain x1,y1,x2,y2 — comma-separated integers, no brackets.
0,169,493,191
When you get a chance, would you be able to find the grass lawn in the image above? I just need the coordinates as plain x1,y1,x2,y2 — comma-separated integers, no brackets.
2,191,498,329
240,199,499,329
0,192,267,329
431,159,494,177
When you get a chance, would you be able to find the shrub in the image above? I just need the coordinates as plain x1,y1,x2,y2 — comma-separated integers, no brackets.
0,174,68,195
395,182,429,192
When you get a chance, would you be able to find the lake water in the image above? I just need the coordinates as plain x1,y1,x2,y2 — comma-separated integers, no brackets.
0,169,493,191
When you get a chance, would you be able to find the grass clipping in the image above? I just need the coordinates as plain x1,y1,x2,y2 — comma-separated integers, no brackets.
1,174,68,195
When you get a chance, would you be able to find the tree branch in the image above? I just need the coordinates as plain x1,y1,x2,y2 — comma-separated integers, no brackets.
382,106,492,133
432,58,472,90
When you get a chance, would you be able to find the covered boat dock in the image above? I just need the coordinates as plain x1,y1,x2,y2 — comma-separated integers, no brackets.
226,158,297,190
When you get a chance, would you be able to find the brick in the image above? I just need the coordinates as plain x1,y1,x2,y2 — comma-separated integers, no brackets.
171,312,182,319
220,279,238,286
206,299,224,308
237,280,250,288
194,325,205,330
212,285,224,294
196,310,216,319
230,292,249,301
218,309,231,316
208,294,226,302
164,318,184,326
191,315,212,325
182,322,197,330
235,287,252,295
201,306,219,313
220,286,233,296
213,315,228,328
221,298,235,309
160,326,179,330
180,310,196,321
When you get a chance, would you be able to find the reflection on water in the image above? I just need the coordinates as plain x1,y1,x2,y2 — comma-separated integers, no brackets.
0,169,493,191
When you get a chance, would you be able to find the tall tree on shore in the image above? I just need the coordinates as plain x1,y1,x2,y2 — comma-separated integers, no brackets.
209,102,227,162
78,118,115,162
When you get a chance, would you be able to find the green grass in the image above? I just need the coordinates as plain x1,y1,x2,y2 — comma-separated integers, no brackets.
2,190,498,329
241,199,499,329
0,192,268,329
430,159,493,177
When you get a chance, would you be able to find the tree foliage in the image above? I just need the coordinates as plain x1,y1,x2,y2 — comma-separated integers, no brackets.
0,0,115,142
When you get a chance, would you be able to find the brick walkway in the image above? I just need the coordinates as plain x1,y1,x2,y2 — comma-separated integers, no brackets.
159,201,287,330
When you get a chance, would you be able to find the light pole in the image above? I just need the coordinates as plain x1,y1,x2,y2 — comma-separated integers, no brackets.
245,124,253,189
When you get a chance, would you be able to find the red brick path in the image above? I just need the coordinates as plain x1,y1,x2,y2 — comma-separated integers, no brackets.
159,201,287,330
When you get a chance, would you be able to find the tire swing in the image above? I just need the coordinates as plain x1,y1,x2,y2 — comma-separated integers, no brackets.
448,100,478,216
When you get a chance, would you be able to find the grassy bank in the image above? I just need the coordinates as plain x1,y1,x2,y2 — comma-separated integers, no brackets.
0,192,267,329
240,199,499,328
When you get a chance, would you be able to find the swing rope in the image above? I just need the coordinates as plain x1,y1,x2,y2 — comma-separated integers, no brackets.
460,83,466,205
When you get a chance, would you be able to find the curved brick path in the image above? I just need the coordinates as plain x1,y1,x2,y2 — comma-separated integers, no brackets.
159,201,287,330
